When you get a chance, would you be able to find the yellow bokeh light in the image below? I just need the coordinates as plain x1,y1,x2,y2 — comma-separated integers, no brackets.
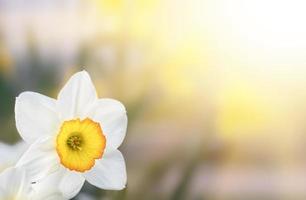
216,79,273,140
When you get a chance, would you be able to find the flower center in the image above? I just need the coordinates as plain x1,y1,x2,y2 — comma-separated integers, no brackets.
56,118,106,172
67,134,82,150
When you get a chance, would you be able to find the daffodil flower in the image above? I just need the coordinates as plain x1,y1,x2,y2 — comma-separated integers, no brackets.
0,167,66,200
15,71,128,198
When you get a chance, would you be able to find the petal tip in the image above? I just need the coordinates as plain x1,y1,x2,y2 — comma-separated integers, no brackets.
76,70,90,77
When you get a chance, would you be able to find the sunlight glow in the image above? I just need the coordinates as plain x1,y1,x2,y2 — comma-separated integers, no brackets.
218,0,306,66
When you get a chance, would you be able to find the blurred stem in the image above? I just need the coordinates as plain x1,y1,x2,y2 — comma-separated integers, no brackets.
110,188,127,200
133,153,180,200
169,150,200,200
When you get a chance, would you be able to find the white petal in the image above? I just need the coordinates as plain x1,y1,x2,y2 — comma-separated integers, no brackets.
16,137,60,182
89,99,127,150
84,150,127,190
57,71,97,120
0,143,17,170
44,195,66,200
31,169,72,200
0,188,6,199
0,167,30,198
15,92,59,143
59,169,85,199
38,194,66,200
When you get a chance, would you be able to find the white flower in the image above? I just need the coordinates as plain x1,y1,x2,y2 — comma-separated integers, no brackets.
0,142,28,172
15,71,128,198
0,167,66,200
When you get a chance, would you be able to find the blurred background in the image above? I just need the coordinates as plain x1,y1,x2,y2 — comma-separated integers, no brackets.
1,0,306,199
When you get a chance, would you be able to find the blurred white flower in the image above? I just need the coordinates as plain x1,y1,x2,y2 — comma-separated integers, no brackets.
0,167,66,200
0,141,28,172
15,71,127,199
